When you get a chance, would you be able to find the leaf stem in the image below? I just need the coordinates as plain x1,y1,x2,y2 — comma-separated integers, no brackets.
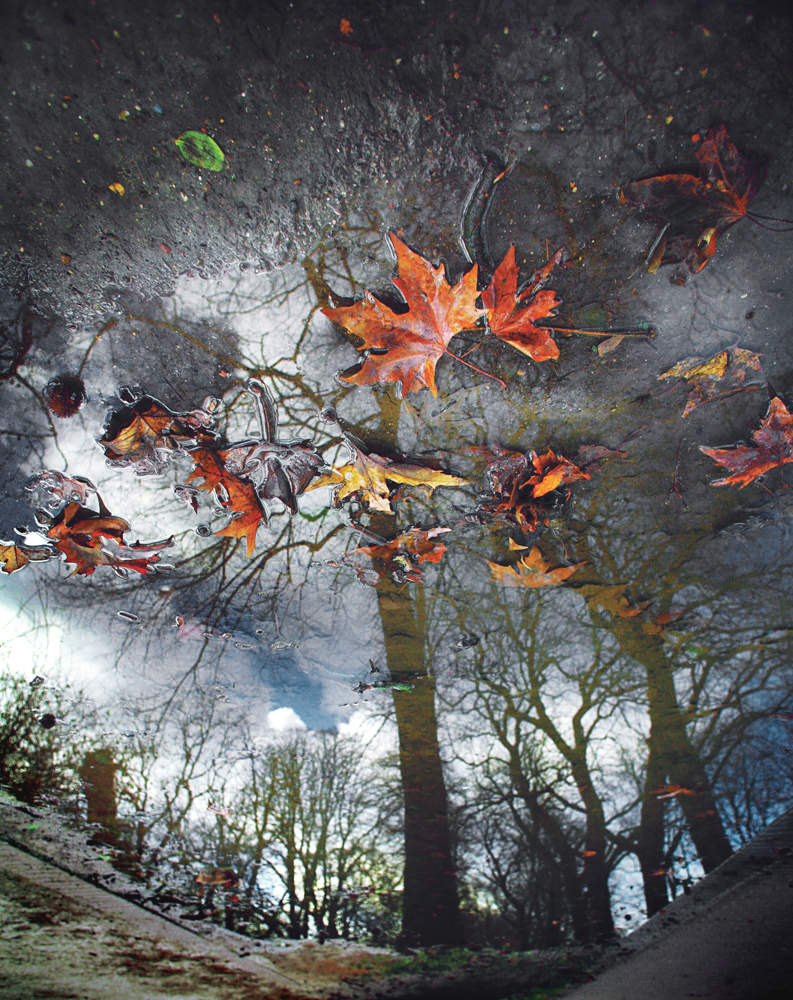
537,324,656,339
445,349,507,389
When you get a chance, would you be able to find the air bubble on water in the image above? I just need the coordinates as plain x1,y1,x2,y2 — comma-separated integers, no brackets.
112,566,128,578
30,675,45,688
235,642,254,650
255,627,265,635
14,525,30,536
196,523,212,537
116,610,141,623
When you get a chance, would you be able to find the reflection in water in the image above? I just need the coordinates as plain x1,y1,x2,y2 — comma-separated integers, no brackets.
1,212,793,959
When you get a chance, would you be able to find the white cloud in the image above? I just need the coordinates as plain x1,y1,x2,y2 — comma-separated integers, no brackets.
267,706,306,732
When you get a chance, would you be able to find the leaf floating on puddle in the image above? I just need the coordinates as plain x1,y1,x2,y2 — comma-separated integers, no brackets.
487,547,584,589
174,130,225,171
324,232,484,396
482,245,564,361
700,396,793,487
309,432,468,513
658,346,763,417
620,125,765,280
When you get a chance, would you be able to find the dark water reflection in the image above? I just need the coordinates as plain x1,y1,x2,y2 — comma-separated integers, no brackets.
1,204,793,951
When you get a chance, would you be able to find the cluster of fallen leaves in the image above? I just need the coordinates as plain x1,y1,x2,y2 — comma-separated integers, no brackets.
1,473,172,577
4,126,786,595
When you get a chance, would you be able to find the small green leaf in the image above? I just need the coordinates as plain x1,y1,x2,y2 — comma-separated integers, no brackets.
174,131,225,172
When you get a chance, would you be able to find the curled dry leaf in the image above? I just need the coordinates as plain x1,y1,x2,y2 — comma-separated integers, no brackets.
99,394,218,470
323,232,483,396
0,542,53,575
700,396,793,487
658,346,763,417
482,245,565,361
620,125,765,280
45,496,172,576
309,434,468,513
487,547,584,588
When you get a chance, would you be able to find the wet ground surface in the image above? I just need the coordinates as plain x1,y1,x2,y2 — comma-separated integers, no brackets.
2,0,793,995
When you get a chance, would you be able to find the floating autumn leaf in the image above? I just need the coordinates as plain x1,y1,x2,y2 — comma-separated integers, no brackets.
309,433,467,513
349,526,450,584
581,583,650,618
651,784,699,799
620,124,765,279
222,440,323,513
99,394,218,470
187,448,266,557
477,444,590,532
0,541,54,575
488,547,584,589
658,346,763,416
526,448,591,498
482,245,564,361
324,232,484,395
45,496,172,576
700,396,793,487
175,130,225,171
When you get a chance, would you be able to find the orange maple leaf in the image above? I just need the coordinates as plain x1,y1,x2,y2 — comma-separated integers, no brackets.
323,233,483,396
699,396,793,487
482,246,564,361
187,448,265,557
525,448,590,498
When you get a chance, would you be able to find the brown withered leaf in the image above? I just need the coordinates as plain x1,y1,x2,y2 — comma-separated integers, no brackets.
581,583,650,618
620,125,765,280
658,346,763,417
488,547,584,588
477,445,590,532
700,396,793,487
0,542,50,574
99,394,218,469
309,434,467,513
481,246,565,361
323,233,483,396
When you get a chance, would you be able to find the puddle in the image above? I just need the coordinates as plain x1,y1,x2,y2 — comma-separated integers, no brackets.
1,164,793,969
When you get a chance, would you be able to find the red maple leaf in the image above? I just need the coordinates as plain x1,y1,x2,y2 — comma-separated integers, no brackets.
620,125,765,279
482,246,565,361
187,448,266,557
699,396,793,487
323,233,484,395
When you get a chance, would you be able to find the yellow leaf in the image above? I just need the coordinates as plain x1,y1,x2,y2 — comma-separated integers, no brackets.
488,547,584,589
308,440,467,513
108,182,125,196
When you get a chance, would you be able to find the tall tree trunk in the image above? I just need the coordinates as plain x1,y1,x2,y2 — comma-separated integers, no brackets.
376,582,462,947
617,619,733,872
568,754,615,940
637,737,669,915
